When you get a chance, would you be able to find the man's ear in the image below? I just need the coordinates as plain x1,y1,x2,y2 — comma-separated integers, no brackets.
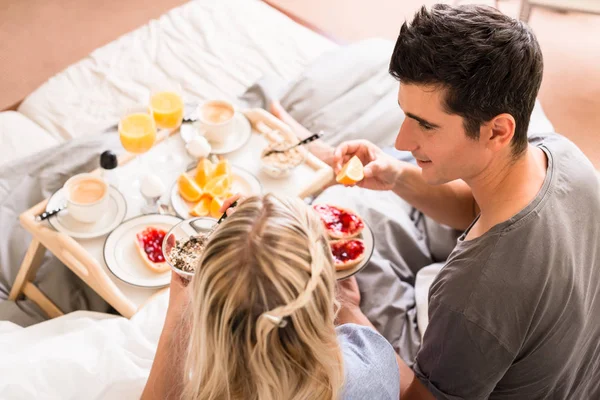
484,113,515,151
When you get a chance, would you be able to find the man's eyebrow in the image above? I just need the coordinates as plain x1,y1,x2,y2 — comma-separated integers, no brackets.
405,112,441,129
397,101,441,128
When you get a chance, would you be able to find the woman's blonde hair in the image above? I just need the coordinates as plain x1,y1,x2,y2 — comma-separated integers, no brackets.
182,194,344,400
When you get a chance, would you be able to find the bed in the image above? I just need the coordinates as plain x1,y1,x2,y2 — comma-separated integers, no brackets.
0,0,335,165
0,0,595,398
0,2,336,396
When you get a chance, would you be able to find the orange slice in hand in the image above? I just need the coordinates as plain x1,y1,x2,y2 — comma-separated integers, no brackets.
190,195,212,217
336,155,364,186
204,174,233,198
212,159,232,178
178,173,203,202
195,158,214,188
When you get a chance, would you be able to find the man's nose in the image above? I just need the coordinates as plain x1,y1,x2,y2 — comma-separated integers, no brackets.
395,120,417,152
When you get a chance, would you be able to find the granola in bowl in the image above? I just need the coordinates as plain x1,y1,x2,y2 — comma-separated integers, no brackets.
168,234,208,273
260,140,306,178
162,217,216,278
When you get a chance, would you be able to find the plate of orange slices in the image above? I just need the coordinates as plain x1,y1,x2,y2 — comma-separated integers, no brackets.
170,158,262,219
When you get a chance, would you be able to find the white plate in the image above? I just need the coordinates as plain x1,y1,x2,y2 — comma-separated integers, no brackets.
335,220,375,280
46,186,127,239
193,112,252,155
171,165,262,219
103,214,182,288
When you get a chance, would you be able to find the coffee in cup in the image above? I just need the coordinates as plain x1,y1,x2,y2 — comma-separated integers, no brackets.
195,100,235,145
64,174,110,223
201,103,234,124
69,179,106,204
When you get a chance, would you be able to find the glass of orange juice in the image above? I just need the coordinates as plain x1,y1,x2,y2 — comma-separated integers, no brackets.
149,84,185,167
149,84,184,136
118,108,157,188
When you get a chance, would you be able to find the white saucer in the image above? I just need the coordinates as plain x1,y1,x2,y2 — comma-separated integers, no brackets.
46,186,127,239
170,165,262,219
103,214,182,288
193,112,252,155
335,220,375,281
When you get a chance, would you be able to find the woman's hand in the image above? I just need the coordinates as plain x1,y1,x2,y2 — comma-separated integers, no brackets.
219,193,247,215
334,140,404,191
336,276,361,310
335,276,376,329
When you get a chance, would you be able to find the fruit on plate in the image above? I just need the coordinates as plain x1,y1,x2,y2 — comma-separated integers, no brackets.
195,158,215,188
336,155,364,186
210,197,225,218
179,157,235,217
135,227,170,273
178,173,203,202
313,204,364,239
190,196,212,217
212,159,232,179
204,174,233,198
330,239,366,271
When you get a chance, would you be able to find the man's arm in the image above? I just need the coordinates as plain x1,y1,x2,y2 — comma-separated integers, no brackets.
270,101,477,230
393,162,478,231
336,306,436,400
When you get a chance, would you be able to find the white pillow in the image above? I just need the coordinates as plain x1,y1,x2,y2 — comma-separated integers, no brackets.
280,38,555,148
0,111,59,168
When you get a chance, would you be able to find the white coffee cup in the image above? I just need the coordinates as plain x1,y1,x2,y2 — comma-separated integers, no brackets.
195,100,236,145
63,174,110,223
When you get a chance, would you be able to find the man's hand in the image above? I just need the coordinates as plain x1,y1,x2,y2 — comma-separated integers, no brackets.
334,140,403,191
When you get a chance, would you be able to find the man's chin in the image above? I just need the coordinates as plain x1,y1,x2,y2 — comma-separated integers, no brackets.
420,169,450,186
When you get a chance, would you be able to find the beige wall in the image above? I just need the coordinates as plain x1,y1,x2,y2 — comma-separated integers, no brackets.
0,0,188,110
1,0,598,167
269,0,600,168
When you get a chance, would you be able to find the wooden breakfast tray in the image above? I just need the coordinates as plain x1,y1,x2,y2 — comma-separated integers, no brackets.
234,108,333,199
9,108,334,319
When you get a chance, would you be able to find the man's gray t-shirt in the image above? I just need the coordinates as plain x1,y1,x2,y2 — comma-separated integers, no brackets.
338,324,400,399
414,134,600,399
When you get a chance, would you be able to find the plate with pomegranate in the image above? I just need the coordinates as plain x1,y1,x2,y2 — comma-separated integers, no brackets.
103,214,182,288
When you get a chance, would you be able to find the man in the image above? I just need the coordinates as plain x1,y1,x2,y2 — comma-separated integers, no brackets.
322,4,600,399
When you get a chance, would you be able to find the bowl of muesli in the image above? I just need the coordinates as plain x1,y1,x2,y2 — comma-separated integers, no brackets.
163,217,216,279
260,140,306,179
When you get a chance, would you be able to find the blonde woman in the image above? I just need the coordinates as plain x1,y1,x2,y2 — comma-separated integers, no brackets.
142,194,400,399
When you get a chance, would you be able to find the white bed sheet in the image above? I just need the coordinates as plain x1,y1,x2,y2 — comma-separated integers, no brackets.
0,112,58,169
17,0,336,142
0,292,169,400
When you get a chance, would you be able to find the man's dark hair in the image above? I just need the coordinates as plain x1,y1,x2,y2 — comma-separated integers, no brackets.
389,4,543,156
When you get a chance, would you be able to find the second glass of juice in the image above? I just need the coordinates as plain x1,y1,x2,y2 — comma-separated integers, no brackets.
118,109,157,189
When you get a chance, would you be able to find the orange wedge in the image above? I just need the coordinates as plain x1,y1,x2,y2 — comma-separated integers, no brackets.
210,197,225,218
195,158,214,188
178,173,203,202
336,155,364,186
204,174,233,198
190,195,212,217
212,159,232,179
